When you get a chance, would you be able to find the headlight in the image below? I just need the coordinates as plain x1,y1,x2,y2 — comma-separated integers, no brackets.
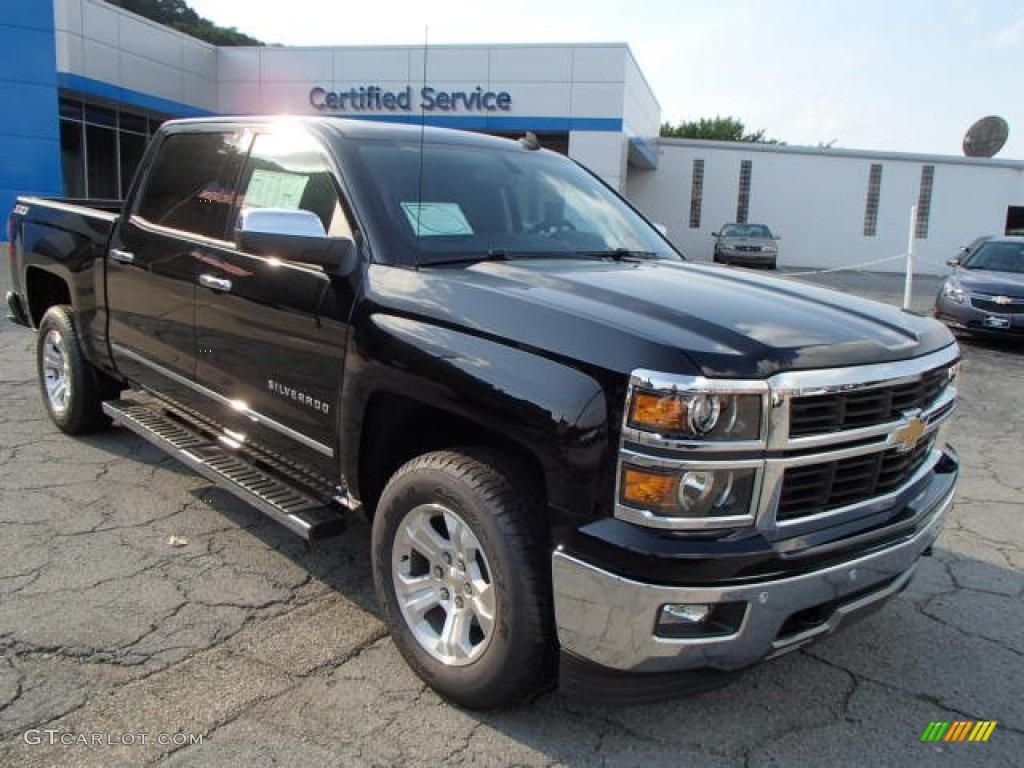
942,279,966,304
620,465,758,520
628,390,762,441
764,245,778,253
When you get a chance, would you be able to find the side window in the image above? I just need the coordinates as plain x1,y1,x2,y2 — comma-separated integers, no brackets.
135,131,248,239
236,131,353,240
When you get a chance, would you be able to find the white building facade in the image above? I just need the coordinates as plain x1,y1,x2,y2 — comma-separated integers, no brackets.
2,0,1021,274
628,140,1024,273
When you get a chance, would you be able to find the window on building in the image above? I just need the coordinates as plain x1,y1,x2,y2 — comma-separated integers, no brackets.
59,119,86,198
915,165,935,239
57,97,170,200
736,160,752,223
863,163,883,237
136,130,249,240
688,159,705,229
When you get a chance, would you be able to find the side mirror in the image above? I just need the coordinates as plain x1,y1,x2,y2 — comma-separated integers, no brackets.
711,232,720,237
774,235,782,241
947,257,961,268
236,208,358,275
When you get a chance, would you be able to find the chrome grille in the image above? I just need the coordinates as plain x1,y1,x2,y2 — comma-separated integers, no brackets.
971,296,1024,315
788,365,950,438
778,434,936,521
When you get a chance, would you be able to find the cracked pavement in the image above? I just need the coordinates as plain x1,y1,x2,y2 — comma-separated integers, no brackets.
1,270,1022,767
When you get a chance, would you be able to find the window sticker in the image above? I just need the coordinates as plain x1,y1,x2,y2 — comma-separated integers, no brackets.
400,202,474,237
244,170,309,209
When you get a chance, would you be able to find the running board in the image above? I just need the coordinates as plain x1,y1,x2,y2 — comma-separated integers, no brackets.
102,399,345,541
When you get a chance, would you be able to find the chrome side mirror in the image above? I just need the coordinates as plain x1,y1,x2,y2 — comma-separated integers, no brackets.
236,207,358,274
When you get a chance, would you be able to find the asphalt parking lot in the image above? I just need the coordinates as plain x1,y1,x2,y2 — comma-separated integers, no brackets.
1,268,1022,767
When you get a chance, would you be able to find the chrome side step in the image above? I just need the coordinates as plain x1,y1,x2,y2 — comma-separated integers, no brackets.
102,399,345,540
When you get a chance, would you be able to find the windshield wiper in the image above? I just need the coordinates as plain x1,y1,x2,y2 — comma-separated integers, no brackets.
572,249,661,261
419,250,514,268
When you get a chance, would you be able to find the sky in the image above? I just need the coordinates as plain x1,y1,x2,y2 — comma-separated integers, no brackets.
186,0,1024,159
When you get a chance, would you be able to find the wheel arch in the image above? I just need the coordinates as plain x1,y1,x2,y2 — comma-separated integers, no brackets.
24,266,72,327
342,314,614,527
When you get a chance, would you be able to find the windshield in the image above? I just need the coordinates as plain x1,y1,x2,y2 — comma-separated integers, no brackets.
963,241,1024,273
344,139,679,265
721,223,773,238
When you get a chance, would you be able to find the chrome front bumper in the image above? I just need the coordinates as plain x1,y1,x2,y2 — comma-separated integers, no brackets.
552,484,953,674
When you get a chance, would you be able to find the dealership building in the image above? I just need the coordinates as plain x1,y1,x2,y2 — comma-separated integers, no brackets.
4,0,1023,273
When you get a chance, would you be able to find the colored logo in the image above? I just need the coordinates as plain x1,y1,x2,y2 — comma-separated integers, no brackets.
890,413,926,454
921,721,997,742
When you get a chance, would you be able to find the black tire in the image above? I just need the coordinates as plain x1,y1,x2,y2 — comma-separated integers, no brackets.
36,305,114,434
371,449,555,709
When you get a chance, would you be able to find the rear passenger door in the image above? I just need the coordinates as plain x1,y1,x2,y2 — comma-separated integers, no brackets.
107,127,250,410
195,128,358,475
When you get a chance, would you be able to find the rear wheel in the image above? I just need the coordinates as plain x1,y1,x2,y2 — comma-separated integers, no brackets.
36,305,115,434
371,449,555,709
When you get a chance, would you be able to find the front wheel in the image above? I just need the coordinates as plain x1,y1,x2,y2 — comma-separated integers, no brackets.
36,305,113,434
371,450,555,709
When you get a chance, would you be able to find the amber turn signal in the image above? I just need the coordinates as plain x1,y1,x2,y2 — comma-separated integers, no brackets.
621,466,678,511
630,392,686,432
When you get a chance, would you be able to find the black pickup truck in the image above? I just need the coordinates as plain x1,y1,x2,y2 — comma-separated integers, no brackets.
6,117,959,708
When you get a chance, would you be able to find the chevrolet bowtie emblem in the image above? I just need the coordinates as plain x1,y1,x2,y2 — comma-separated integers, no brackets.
993,295,1013,305
891,415,926,453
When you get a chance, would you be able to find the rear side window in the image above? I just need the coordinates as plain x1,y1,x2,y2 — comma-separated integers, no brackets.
135,130,249,240
235,130,353,239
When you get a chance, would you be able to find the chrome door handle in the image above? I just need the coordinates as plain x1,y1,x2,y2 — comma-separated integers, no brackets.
199,274,233,292
109,248,135,264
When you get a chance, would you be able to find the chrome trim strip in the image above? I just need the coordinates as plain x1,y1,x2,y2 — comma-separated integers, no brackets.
111,344,334,457
629,370,771,395
619,449,766,472
552,485,953,672
19,196,118,222
766,345,959,397
619,428,764,453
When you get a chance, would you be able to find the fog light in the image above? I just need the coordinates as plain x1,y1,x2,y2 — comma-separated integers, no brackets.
654,601,748,639
660,603,711,624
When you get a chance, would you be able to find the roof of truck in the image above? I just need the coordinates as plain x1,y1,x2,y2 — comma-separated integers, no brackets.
159,116,530,152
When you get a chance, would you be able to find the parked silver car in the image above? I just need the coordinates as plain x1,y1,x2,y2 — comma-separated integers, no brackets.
712,223,779,268
934,236,1024,339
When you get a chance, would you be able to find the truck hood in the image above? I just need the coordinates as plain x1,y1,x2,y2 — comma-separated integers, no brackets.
367,258,954,378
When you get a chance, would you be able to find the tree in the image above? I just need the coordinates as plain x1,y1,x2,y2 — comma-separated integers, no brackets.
106,0,264,46
660,116,781,144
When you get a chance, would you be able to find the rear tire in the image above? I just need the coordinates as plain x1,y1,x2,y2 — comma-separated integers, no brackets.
36,305,114,434
371,449,555,709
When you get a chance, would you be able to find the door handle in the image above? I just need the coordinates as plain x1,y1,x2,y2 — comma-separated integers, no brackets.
109,248,135,264
199,274,233,292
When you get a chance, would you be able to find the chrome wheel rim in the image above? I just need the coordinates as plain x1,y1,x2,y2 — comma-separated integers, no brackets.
42,329,71,416
392,503,496,666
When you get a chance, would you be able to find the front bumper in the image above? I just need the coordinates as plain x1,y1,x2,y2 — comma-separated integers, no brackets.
935,295,1024,338
717,248,777,266
553,475,953,680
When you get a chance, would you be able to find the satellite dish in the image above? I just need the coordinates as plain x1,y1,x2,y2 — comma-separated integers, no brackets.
962,116,1009,158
